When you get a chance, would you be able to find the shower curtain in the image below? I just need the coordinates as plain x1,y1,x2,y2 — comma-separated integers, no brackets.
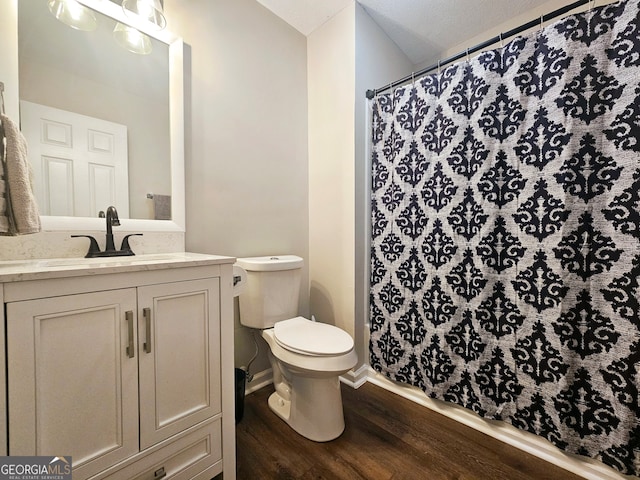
369,0,640,475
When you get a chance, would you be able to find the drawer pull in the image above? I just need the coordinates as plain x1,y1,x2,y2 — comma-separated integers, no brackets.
153,467,166,480
126,310,135,358
143,307,152,354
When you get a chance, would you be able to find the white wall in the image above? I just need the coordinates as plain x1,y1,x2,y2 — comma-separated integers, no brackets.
0,1,19,120
165,0,309,376
307,4,356,339
307,3,413,371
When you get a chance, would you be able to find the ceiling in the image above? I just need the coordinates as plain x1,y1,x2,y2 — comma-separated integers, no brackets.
255,0,559,65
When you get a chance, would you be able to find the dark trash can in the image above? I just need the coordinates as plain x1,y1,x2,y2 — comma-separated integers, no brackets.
235,368,247,423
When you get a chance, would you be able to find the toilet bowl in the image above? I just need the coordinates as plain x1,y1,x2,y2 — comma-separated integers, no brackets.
235,256,358,442
262,317,357,441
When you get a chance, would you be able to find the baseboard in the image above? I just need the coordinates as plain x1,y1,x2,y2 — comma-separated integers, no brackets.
245,368,273,395
366,368,631,480
246,365,369,393
340,364,369,389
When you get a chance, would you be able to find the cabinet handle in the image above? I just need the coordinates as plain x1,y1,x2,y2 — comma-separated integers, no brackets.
153,467,166,480
143,307,152,354
126,310,135,358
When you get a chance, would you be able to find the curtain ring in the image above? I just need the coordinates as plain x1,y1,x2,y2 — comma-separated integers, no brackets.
540,15,544,32
499,32,504,49
466,48,470,63
437,60,441,75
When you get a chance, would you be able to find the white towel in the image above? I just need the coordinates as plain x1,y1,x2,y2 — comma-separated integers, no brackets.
0,113,41,235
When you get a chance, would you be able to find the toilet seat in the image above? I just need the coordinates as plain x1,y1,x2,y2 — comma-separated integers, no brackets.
274,316,354,356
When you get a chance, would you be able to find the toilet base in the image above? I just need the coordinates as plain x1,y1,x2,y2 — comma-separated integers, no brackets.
268,374,346,442
267,390,291,422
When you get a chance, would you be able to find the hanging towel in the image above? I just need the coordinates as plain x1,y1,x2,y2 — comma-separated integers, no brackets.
153,194,171,220
0,113,41,235
0,117,7,233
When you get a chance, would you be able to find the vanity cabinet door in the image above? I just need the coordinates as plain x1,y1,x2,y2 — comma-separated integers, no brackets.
7,288,140,479
137,278,221,450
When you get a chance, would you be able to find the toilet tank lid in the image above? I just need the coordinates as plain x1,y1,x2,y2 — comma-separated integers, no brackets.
235,255,304,271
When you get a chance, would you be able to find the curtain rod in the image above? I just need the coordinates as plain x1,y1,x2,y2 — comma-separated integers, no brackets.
365,0,592,99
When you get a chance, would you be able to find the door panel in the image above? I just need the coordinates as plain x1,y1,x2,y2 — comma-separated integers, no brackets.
20,100,129,217
42,155,74,216
7,289,139,479
138,278,221,449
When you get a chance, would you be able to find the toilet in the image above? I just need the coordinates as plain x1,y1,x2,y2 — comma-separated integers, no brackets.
235,255,357,442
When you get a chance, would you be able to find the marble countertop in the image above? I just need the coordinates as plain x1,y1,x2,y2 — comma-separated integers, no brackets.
0,252,236,283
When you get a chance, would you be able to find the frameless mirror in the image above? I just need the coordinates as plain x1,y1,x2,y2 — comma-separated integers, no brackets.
16,0,184,231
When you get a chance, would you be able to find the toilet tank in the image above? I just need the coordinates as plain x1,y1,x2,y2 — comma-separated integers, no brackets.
235,255,304,329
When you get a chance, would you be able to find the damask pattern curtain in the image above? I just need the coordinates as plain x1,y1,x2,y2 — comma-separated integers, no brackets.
369,0,640,475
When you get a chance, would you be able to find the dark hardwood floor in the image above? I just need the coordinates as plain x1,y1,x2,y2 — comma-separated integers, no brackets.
236,382,583,480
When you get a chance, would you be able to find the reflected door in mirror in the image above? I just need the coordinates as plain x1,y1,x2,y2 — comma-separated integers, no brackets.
20,101,129,218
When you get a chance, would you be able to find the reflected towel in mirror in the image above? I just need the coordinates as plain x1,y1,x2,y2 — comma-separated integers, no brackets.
153,194,171,220
0,113,41,235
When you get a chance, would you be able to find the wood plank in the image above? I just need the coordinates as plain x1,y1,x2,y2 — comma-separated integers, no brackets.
236,382,583,480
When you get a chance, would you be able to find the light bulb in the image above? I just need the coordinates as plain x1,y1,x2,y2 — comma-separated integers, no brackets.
113,23,153,55
121,0,166,30
48,0,97,31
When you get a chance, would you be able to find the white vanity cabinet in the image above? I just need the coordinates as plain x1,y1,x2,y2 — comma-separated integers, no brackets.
0,253,236,480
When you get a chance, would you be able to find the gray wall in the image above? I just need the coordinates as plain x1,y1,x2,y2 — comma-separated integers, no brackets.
167,0,413,379
165,0,309,376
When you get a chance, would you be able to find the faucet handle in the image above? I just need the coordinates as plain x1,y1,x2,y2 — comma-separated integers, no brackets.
120,234,143,255
71,235,102,258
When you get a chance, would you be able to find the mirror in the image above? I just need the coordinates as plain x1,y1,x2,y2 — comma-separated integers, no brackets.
16,0,184,231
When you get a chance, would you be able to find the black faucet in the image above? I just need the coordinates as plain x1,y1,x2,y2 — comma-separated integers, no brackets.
71,206,143,258
105,206,120,252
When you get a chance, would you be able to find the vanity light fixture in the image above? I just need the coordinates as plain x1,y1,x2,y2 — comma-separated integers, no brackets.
113,22,153,55
48,0,97,31
121,0,166,30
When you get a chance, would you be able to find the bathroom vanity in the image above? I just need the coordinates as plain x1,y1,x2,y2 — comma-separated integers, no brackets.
0,253,236,480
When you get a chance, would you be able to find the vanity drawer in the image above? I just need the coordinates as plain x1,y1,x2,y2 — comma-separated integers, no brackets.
99,418,222,480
